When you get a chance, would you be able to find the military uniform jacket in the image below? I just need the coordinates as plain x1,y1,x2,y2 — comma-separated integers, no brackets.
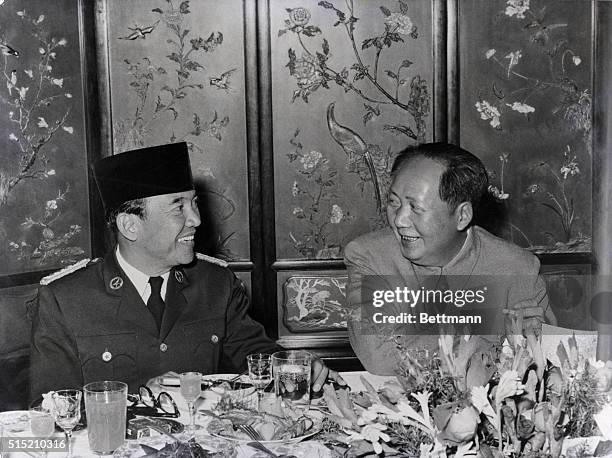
30,252,280,399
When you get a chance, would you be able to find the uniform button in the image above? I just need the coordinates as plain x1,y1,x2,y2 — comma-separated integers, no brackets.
102,351,112,362
159,343,168,352
211,334,219,344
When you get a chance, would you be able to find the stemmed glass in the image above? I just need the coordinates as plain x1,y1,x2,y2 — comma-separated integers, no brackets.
179,372,202,435
51,390,82,457
247,353,272,409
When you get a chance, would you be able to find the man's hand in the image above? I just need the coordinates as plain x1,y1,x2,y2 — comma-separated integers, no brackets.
503,298,547,334
311,357,347,393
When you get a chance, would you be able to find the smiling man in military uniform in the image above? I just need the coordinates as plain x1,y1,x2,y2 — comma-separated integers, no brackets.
30,142,341,399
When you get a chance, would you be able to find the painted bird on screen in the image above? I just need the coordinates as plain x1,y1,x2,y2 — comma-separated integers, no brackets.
0,42,19,57
118,20,159,40
209,68,237,93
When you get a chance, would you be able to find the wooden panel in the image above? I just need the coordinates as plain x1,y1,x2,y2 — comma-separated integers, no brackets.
101,0,251,261
0,0,99,278
269,0,436,261
458,0,593,254
541,264,592,331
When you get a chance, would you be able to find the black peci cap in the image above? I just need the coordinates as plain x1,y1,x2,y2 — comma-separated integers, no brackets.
93,142,194,211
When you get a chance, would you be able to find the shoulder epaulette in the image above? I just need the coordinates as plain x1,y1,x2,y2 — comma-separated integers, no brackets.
40,258,90,285
196,252,229,268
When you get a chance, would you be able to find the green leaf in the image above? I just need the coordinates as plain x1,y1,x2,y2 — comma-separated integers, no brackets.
318,1,334,9
400,59,413,69
399,0,409,15
278,28,287,37
152,8,163,14
380,6,391,17
361,38,373,50
302,25,322,37
385,70,398,80
179,1,190,14
167,52,182,64
182,29,189,39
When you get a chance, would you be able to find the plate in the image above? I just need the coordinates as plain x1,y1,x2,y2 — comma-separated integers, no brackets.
0,410,30,434
206,413,322,445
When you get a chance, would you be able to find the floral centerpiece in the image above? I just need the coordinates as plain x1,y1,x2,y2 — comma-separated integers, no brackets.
319,332,612,457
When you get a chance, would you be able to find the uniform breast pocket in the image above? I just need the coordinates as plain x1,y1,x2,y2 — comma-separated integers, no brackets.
182,319,225,372
75,332,138,385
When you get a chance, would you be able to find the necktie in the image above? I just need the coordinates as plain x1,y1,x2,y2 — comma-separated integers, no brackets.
147,276,165,332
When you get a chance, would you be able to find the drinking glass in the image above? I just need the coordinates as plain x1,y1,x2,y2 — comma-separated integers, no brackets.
271,350,312,411
247,353,272,409
179,372,202,434
51,390,82,458
29,405,55,457
83,381,127,455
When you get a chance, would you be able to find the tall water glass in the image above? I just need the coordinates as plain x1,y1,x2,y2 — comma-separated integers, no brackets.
83,381,127,455
271,350,312,411
179,372,202,434
51,390,81,458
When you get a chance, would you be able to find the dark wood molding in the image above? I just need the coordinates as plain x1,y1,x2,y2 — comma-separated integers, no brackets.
446,0,459,144
272,260,346,271
433,0,447,142
257,0,279,339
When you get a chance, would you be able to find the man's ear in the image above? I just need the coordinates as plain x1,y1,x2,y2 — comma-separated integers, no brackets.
116,213,140,242
455,202,473,231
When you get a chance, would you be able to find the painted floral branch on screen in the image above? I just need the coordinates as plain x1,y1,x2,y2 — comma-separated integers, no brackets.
477,0,591,251
279,1,429,143
1,10,83,264
115,0,238,258
475,0,591,140
287,130,354,259
285,276,348,329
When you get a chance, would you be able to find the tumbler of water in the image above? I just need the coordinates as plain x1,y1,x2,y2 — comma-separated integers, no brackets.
271,350,312,410
83,381,127,455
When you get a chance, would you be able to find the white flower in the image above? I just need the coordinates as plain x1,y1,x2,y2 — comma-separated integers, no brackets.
62,126,74,134
24,69,33,78
46,169,56,176
46,200,57,210
9,241,20,250
51,78,63,87
385,12,414,35
57,38,67,46
506,101,535,114
41,391,55,411
291,181,299,197
8,111,13,118
49,52,56,59
505,50,522,76
46,65,52,71
39,47,46,54
560,159,579,179
345,424,390,455
300,150,323,171
9,133,18,141
475,100,501,128
572,55,582,66
16,10,25,17
330,204,343,224
37,117,49,128
65,93,72,98
485,49,496,59
505,0,530,18
292,207,303,215
17,86,28,100
35,14,45,24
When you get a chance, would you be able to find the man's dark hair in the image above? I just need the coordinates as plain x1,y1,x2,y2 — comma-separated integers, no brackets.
105,198,147,234
391,142,489,212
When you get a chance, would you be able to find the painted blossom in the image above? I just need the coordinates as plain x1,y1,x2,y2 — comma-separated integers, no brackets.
488,185,509,200
526,184,541,195
560,158,579,179
24,69,33,78
62,126,74,134
51,78,63,87
35,14,45,24
330,204,343,224
572,55,582,66
485,49,496,59
292,53,324,89
385,12,414,35
42,227,54,240
475,100,501,128
292,207,304,215
46,169,56,176
38,117,49,128
9,133,18,141
46,199,58,211
505,50,522,77
289,7,311,26
300,150,323,171
291,181,299,197
505,0,530,18
506,101,535,114
57,38,67,46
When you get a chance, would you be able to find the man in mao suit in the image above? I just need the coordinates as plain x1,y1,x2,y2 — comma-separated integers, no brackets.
30,142,341,399
344,142,557,375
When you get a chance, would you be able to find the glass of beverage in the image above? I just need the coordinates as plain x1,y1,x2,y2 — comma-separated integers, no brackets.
247,353,272,409
271,350,312,411
179,372,202,434
83,381,127,455
51,389,82,458
30,405,55,456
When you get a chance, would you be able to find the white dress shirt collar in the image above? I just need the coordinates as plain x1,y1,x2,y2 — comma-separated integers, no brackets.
115,246,169,302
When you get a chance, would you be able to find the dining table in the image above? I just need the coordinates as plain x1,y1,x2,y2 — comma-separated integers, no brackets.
0,371,395,458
